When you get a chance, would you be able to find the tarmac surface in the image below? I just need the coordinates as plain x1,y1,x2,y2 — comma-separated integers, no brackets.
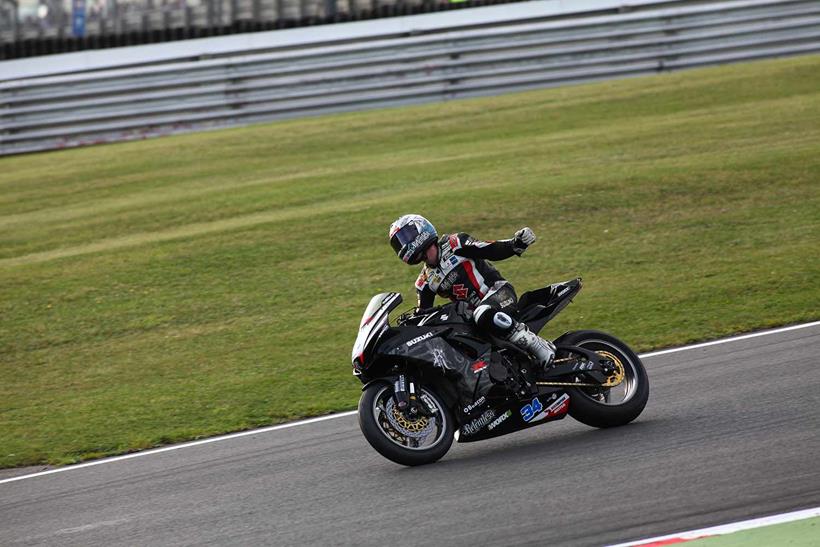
1,324,819,546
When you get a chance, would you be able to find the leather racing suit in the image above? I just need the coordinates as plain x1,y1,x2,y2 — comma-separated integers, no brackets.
415,232,555,368
416,228,555,368
415,232,519,313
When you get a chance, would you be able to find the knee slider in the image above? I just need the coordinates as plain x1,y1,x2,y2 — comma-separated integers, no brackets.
492,312,514,334
474,305,516,337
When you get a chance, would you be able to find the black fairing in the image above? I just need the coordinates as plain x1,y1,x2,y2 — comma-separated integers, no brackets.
456,391,571,443
352,281,582,436
519,278,582,334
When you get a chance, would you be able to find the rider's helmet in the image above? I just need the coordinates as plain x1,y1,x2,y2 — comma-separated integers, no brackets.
389,214,437,265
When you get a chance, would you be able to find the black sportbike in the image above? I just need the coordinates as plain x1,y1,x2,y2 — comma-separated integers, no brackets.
351,278,649,466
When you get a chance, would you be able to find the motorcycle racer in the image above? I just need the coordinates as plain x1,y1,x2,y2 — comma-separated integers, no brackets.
389,214,555,369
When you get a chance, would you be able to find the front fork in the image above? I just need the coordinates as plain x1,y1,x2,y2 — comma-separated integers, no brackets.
394,374,438,418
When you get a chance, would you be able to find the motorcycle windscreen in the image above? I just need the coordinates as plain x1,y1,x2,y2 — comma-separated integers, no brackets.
359,292,402,329
352,292,403,365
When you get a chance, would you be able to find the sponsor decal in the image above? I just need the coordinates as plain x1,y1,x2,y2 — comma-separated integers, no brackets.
461,409,496,435
572,361,594,371
404,232,429,259
488,410,512,430
471,360,489,375
521,393,568,423
431,347,447,369
415,270,429,290
449,234,460,249
544,393,570,418
463,396,486,414
499,297,515,309
406,332,434,347
420,393,439,415
440,314,449,321
558,286,571,297
449,256,459,266
438,270,460,291
411,233,427,248
453,284,469,299
520,397,544,423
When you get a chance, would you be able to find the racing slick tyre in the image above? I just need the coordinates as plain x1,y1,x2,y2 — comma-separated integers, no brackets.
358,381,455,466
556,330,649,428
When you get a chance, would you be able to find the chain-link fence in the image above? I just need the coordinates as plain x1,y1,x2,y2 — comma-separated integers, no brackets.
0,0,528,59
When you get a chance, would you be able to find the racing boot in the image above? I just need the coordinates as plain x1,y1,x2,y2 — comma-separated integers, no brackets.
507,323,556,371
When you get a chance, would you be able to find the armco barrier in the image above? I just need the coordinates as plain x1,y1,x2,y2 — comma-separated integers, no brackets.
1,0,819,155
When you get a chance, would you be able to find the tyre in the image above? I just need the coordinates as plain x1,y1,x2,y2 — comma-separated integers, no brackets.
556,330,649,428
358,381,455,466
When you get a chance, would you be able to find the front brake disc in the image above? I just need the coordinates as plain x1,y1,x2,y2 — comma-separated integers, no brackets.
384,398,435,439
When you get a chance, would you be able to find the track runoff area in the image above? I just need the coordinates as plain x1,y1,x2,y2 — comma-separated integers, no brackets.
2,321,819,544
607,507,820,546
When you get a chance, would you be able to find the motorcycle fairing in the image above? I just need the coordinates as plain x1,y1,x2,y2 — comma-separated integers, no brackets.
388,334,495,407
456,390,571,443
352,292,402,370
399,300,474,327
353,280,584,438
519,278,582,334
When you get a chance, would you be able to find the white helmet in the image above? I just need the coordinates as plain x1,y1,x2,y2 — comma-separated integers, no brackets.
389,214,438,265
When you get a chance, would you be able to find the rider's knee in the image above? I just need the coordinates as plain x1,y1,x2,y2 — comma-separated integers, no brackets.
474,304,516,338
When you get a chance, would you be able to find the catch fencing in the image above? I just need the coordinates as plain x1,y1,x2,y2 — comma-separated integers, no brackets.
1,0,819,155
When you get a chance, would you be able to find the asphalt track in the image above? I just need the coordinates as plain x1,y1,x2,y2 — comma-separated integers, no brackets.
1,324,819,546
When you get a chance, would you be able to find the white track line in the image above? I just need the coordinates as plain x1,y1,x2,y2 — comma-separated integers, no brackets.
0,411,357,485
2,320,818,486
639,320,820,358
606,506,820,546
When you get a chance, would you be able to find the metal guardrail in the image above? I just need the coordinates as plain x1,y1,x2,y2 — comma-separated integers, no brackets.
1,0,819,155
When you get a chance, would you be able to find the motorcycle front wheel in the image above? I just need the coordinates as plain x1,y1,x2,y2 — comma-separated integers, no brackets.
557,330,650,428
358,381,455,466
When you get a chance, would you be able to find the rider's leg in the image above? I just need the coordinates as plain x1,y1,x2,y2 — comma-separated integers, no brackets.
473,284,555,369
506,322,556,369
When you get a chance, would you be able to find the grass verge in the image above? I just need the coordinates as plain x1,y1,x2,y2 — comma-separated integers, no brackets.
0,55,818,468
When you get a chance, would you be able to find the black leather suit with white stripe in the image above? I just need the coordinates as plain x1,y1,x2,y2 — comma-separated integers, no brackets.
414,231,556,368
415,233,520,335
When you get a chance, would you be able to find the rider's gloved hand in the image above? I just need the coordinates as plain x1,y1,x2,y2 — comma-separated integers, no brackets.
512,227,536,255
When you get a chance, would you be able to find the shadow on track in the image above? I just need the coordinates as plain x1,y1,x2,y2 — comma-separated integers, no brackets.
391,417,675,473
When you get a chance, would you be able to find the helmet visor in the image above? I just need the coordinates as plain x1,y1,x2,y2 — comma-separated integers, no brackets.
390,223,420,256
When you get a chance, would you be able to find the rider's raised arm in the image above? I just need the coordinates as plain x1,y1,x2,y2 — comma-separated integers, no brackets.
452,228,536,261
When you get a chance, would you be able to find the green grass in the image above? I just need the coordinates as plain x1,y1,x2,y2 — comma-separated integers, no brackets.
679,517,819,546
1,55,819,469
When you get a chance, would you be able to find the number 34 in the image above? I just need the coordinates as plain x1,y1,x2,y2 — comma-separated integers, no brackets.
520,397,543,422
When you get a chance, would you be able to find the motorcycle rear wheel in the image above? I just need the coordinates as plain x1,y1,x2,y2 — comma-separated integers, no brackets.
557,330,649,428
358,381,455,466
